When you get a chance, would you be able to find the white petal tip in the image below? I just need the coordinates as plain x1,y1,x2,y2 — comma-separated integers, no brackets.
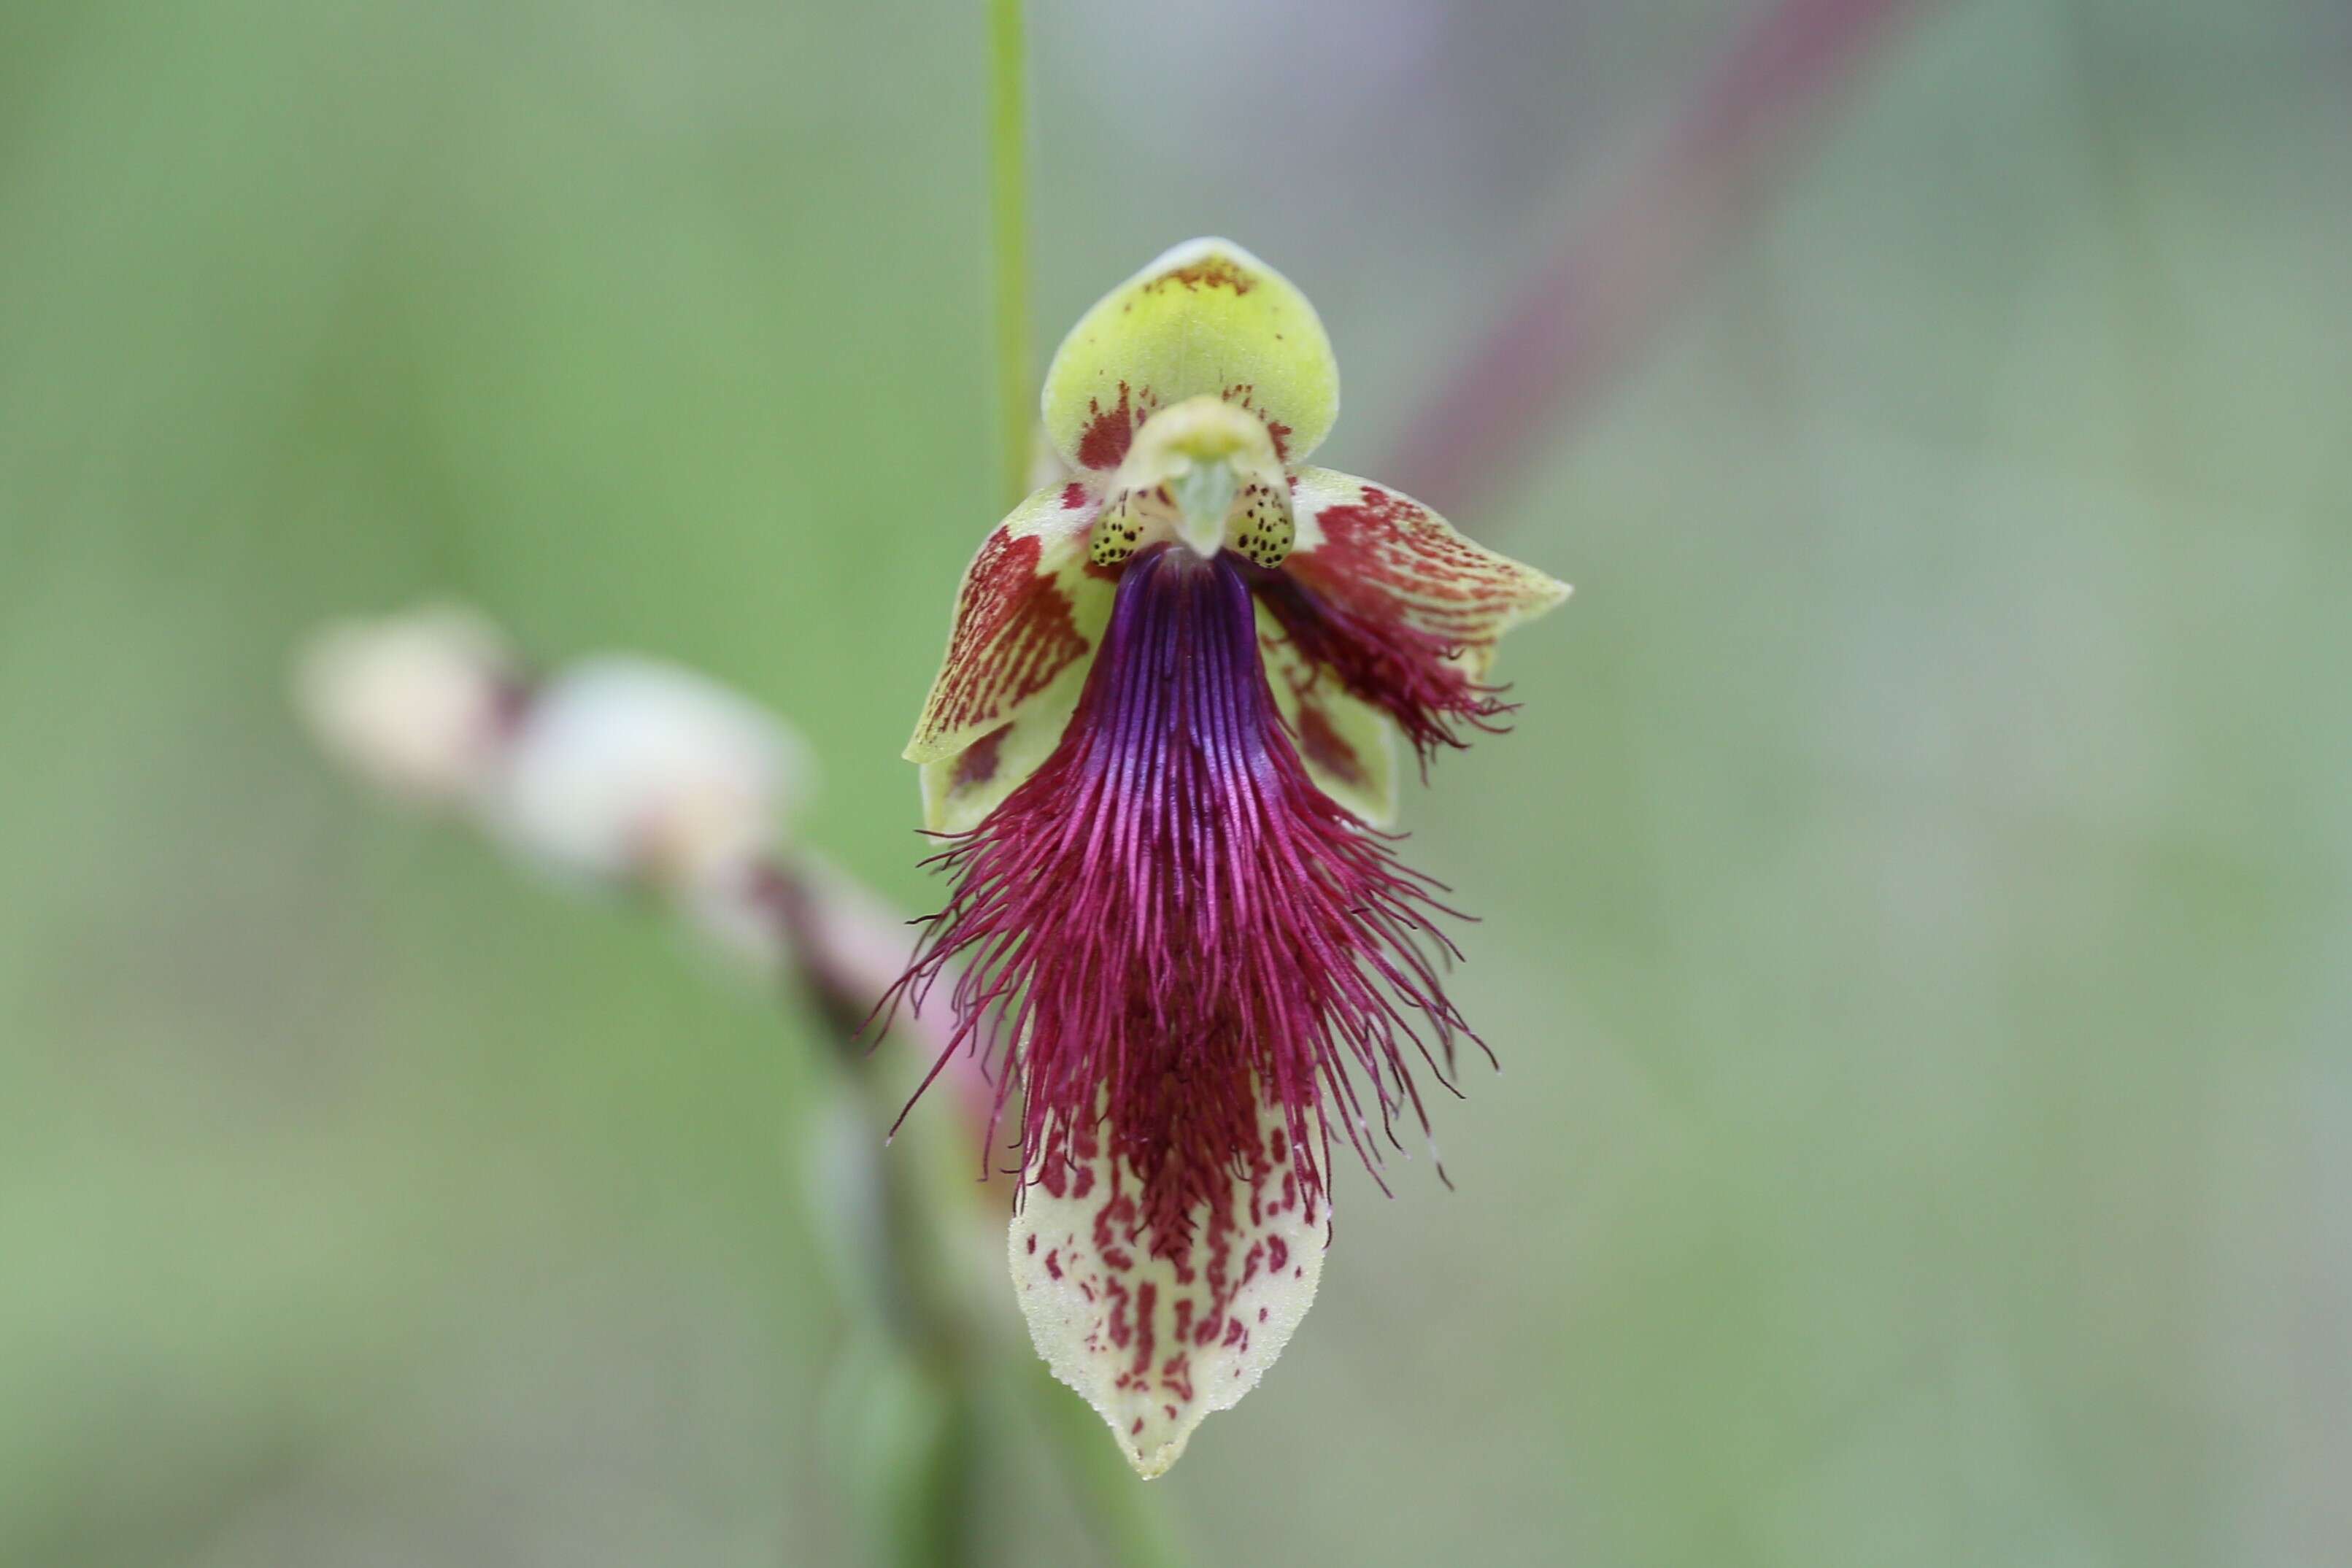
1007,1105,1328,1479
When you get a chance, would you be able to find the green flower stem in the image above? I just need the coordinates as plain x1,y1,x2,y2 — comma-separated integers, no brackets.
988,0,1033,506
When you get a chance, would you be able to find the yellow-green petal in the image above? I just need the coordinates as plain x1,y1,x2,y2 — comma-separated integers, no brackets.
1042,239,1341,475
917,651,1087,833
904,484,1112,767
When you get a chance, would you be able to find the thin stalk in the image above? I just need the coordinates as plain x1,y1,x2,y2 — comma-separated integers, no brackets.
988,0,1033,507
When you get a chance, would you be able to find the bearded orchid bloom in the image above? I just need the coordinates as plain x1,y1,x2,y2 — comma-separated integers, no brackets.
894,239,1568,1477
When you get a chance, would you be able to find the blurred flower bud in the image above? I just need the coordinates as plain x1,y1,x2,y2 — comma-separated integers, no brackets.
296,604,523,807
488,657,813,897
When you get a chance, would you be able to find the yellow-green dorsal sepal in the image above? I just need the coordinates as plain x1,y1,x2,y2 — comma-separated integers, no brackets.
1042,239,1341,476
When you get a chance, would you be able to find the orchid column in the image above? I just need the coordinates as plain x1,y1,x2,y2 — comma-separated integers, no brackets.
894,239,1570,1478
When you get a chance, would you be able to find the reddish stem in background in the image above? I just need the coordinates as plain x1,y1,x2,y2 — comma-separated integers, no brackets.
747,857,1001,1140
1387,0,1932,514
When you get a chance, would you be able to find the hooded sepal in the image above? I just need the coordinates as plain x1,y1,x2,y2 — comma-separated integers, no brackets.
1042,239,1341,476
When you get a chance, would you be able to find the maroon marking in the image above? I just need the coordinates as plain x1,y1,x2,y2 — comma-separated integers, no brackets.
952,722,1010,789
1025,1232,1036,1254
1045,1248,1063,1280
1293,700,1365,787
1219,382,1293,462
1157,257,1254,296
1105,1279,1133,1348
1061,481,1090,509
1076,383,1137,470
1131,1282,1158,1378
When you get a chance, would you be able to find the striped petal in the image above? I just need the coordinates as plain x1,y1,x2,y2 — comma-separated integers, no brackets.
1287,468,1570,684
1042,239,1340,476
904,483,1113,767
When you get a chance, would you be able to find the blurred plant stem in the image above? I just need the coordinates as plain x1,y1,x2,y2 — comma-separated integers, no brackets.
988,0,1033,507
767,859,1192,1567
1388,0,1932,515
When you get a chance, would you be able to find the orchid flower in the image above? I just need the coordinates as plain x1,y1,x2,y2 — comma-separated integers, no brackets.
895,239,1569,1477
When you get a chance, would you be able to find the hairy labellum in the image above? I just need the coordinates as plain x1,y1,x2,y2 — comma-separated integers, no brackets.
892,544,1475,1472
903,544,1473,1201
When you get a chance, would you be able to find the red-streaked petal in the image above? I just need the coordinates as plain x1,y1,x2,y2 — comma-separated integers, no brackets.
903,484,1111,766
1249,558,1514,768
1287,467,1570,685
1011,1093,1325,1479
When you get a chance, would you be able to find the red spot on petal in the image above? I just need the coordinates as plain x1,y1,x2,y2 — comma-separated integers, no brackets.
952,723,1009,789
1077,383,1137,471
1131,1282,1159,1378
1292,700,1365,787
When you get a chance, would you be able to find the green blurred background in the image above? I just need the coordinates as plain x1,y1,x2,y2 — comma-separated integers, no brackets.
4,1,2348,1563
